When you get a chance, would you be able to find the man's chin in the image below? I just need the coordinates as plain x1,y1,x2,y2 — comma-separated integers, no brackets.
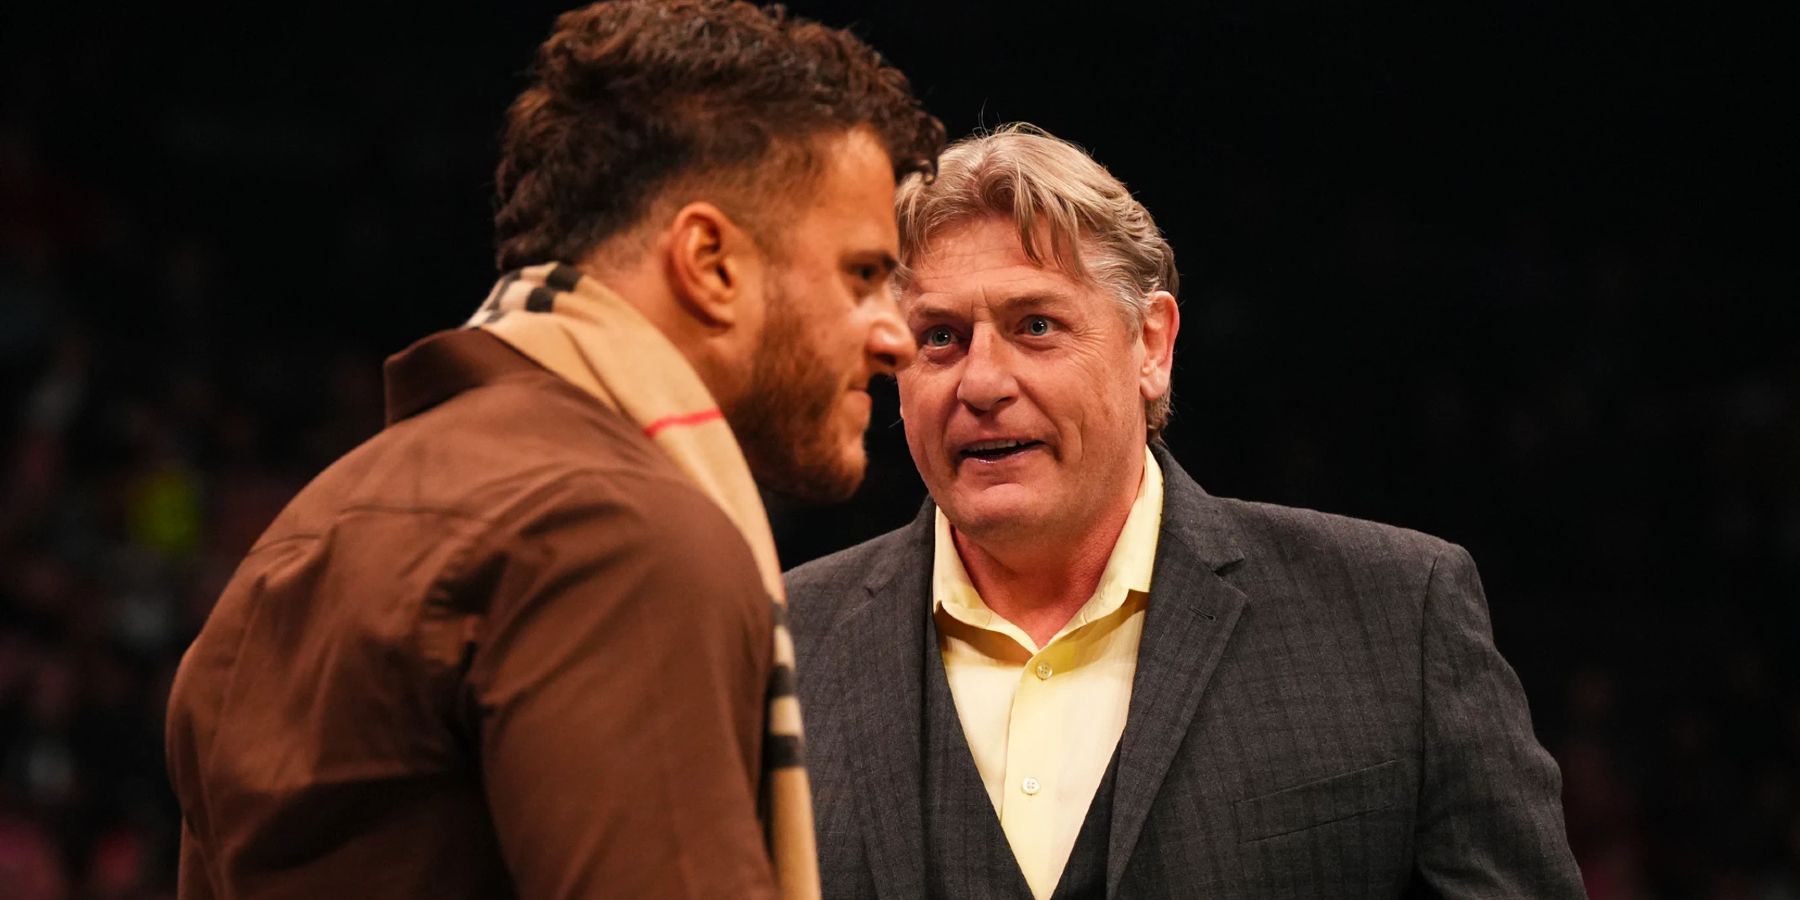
756,449,864,504
936,487,1042,541
788,469,862,504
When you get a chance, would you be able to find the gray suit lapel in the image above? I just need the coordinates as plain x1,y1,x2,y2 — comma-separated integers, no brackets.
1106,446,1250,896
838,504,935,900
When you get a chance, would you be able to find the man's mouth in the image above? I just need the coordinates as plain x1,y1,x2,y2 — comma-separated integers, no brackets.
958,438,1045,462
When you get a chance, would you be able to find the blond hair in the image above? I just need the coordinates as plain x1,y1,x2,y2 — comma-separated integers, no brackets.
894,123,1179,434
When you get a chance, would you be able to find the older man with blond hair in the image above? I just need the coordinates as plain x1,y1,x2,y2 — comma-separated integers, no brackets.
785,124,1583,899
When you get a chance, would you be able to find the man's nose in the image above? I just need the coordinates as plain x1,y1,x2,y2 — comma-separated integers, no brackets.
956,326,1017,412
867,295,914,375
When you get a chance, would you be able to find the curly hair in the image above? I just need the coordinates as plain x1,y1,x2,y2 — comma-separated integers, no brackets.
493,0,945,271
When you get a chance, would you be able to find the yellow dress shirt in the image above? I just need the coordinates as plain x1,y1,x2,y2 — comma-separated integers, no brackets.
932,447,1163,899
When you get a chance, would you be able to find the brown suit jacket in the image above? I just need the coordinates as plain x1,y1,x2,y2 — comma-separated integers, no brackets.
166,329,780,899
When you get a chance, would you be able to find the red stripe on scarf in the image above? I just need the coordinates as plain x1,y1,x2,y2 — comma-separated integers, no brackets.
642,408,724,438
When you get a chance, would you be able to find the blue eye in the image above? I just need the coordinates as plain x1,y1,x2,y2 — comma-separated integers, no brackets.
1024,316,1053,336
923,326,956,347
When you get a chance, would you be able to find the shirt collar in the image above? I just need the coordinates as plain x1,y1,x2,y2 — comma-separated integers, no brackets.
932,446,1165,648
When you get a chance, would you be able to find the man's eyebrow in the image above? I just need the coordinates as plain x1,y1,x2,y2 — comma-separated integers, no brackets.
902,298,953,321
904,290,1074,321
851,252,898,275
992,291,1073,312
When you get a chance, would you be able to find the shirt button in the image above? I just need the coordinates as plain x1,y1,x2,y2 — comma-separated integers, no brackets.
1021,777,1042,795
1035,663,1053,680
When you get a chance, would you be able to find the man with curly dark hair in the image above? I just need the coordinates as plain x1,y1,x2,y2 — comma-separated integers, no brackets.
164,3,942,898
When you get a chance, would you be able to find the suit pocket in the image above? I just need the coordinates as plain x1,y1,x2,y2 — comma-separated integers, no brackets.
1232,759,1404,842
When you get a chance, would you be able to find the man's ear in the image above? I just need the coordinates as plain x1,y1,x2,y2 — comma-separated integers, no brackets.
1137,290,1179,403
665,201,762,329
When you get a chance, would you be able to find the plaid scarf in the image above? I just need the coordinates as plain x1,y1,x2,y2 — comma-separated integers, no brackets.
467,263,821,900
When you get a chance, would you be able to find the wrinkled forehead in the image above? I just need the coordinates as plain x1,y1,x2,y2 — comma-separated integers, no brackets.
898,214,1101,300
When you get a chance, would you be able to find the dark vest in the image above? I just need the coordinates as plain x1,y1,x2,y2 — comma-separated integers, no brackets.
922,616,1117,900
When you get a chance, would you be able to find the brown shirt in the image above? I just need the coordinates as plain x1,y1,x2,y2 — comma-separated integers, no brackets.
165,330,779,899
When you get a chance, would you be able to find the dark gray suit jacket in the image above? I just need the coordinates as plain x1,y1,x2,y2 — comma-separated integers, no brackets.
784,445,1585,899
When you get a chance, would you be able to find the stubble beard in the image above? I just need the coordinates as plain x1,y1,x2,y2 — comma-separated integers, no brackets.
727,285,865,503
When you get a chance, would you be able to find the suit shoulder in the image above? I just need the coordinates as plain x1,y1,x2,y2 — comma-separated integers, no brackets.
783,523,919,627
1188,496,1477,638
1204,495,1462,571
784,523,914,596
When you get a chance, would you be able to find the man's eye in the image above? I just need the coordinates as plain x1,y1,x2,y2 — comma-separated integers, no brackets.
1024,316,1054,336
854,265,880,282
922,326,956,347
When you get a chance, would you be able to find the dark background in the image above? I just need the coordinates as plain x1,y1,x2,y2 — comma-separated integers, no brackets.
1,2,1793,898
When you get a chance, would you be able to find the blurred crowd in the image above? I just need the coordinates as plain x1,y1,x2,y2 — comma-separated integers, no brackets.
2,8,1795,898
1,115,386,897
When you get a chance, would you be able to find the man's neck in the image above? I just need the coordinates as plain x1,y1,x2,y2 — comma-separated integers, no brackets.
952,497,1137,649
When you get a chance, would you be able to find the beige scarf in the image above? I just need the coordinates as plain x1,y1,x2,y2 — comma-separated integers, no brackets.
467,263,820,900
